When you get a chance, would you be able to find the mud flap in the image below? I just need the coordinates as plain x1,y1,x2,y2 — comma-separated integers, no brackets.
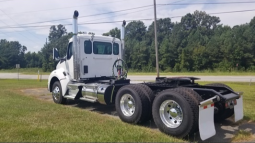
199,96,217,141
234,95,243,122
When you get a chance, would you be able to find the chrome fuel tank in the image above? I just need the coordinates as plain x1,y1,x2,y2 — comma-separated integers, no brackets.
81,83,110,104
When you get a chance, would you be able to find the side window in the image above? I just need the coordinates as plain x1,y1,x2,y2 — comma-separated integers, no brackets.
93,41,112,55
113,43,119,55
67,42,73,60
84,40,92,54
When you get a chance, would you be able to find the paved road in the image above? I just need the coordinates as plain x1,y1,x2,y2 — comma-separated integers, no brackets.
128,75,255,82
1,73,255,82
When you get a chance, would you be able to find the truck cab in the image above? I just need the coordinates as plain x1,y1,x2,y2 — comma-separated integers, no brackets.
58,34,122,80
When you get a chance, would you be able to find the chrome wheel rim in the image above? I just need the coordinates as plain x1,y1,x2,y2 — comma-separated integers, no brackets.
53,86,60,101
159,100,183,128
120,94,135,117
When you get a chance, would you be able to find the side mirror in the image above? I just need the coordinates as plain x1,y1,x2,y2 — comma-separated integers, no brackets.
53,48,59,61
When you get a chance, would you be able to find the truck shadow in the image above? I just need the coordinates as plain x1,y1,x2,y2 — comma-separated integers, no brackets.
67,100,255,142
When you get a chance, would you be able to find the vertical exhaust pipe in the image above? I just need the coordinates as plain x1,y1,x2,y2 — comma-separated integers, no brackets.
121,20,126,60
73,10,79,80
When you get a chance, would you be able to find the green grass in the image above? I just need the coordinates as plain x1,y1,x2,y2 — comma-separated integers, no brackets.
0,79,184,142
231,130,254,142
0,68,50,75
1,68,255,76
0,80,254,142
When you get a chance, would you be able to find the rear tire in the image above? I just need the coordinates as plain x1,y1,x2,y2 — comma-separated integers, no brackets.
205,83,234,121
152,88,199,138
177,87,203,134
138,84,155,102
135,84,155,120
115,85,150,124
52,81,66,104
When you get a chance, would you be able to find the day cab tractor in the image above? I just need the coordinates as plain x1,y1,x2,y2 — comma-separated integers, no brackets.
48,11,244,141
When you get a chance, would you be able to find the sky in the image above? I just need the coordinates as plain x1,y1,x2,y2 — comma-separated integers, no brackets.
0,0,255,53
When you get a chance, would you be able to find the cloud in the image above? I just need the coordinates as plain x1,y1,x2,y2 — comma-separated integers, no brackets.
0,0,254,52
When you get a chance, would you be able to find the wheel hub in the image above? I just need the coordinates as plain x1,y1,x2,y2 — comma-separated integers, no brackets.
120,94,135,117
53,86,60,101
128,100,134,108
159,100,183,128
169,108,178,118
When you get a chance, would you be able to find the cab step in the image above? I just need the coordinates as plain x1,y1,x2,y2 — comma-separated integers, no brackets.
80,97,97,103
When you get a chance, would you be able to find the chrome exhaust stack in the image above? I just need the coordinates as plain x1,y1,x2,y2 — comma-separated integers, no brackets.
121,20,126,60
73,10,80,80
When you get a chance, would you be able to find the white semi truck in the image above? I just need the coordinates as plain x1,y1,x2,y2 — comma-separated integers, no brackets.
48,10,244,141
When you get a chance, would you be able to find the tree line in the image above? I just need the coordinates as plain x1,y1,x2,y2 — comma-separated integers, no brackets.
1,10,255,72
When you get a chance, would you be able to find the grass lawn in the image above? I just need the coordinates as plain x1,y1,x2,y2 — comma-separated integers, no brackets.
0,79,183,142
0,68,50,75
0,79,254,142
1,68,255,76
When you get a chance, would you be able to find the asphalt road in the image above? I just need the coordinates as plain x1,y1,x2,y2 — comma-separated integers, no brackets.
1,73,255,82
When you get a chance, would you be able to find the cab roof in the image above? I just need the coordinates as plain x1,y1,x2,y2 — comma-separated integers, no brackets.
69,34,121,42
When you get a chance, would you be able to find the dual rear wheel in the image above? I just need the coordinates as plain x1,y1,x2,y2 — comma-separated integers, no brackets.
115,84,153,124
115,85,201,137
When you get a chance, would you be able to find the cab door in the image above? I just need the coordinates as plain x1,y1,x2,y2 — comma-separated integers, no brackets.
66,42,74,79
79,39,93,78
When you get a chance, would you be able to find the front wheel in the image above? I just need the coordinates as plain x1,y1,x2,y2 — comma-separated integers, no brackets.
52,81,66,104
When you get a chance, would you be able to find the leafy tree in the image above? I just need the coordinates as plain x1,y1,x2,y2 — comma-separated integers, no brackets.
125,21,146,42
41,25,71,71
48,24,67,42
2,10,255,73
103,28,120,39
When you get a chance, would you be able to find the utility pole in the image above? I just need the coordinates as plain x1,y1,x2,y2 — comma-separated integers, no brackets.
153,0,159,77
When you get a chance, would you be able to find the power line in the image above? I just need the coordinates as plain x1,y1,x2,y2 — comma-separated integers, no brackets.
0,12,42,50
4,0,132,15
158,1,255,5
1,8,255,29
0,6,157,34
0,3,167,32
0,7,154,29
5,1,255,26
166,9,255,19
0,9,42,45
12,5,153,26
77,0,180,24
0,19,30,44
78,6,154,24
